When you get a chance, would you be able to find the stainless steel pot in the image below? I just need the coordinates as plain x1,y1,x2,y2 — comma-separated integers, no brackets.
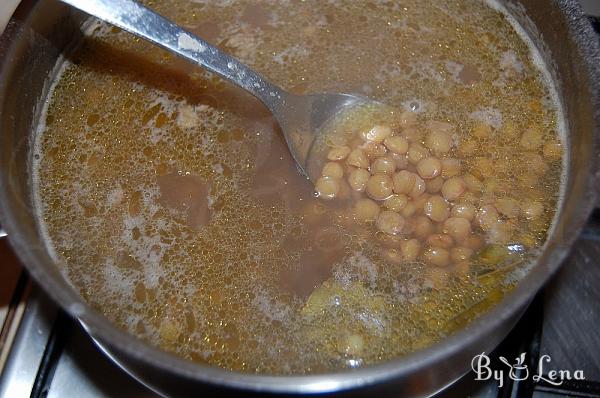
0,0,599,396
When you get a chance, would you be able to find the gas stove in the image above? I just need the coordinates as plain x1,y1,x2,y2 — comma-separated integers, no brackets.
1,3,600,398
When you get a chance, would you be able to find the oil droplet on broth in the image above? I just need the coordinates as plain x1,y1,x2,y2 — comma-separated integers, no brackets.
32,0,565,374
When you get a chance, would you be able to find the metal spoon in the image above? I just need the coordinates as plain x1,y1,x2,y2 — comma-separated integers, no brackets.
60,0,373,180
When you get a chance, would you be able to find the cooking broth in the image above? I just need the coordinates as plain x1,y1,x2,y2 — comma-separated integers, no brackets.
33,0,564,374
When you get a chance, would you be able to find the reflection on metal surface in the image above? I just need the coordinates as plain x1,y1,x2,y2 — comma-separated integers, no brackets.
0,0,19,34
0,275,28,377
0,288,57,398
580,0,600,17
46,323,158,398
0,239,26,375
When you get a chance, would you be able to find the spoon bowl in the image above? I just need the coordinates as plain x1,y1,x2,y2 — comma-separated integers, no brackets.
272,92,372,180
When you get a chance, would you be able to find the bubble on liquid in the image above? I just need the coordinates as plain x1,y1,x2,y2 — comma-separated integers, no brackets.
403,99,425,113
470,107,503,129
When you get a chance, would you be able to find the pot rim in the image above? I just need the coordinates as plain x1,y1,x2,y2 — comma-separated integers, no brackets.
0,0,599,394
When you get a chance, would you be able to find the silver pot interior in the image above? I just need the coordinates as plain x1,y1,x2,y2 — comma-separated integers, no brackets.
0,0,599,396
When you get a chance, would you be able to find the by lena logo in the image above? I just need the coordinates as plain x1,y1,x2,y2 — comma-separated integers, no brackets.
471,352,585,388
498,352,528,381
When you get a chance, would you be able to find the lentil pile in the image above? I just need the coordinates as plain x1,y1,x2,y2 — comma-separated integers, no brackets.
33,0,564,374
313,104,555,269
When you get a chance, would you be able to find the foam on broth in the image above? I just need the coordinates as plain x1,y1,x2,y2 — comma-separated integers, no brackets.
32,0,565,374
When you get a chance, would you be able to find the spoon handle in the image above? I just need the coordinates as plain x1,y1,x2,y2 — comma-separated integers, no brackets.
61,0,286,107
